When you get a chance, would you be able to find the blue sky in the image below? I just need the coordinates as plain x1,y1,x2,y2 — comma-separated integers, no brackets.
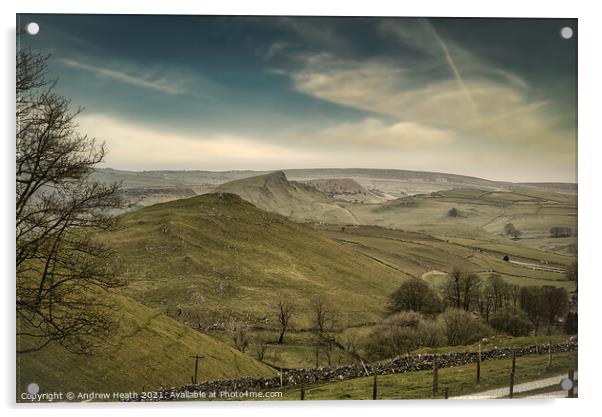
18,15,577,182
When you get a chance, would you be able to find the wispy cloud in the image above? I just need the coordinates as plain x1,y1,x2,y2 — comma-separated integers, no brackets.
285,29,573,154
260,18,576,181
61,58,220,98
61,59,185,95
424,21,480,123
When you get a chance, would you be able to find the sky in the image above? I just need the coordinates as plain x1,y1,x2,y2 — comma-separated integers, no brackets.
18,15,577,182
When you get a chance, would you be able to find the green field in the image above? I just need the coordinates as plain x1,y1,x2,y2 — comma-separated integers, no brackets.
316,225,576,292
272,351,577,400
345,188,577,255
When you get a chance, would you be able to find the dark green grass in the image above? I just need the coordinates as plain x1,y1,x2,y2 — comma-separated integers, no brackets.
273,351,577,400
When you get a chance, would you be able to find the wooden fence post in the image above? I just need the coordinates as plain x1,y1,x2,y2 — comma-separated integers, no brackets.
568,369,575,398
508,349,516,399
372,374,378,400
547,344,552,370
444,387,449,399
300,387,305,400
432,356,439,396
476,345,481,385
511,349,516,375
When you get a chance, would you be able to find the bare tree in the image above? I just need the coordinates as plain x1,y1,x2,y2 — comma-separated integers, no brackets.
460,273,481,311
16,50,122,354
273,293,295,344
252,335,269,361
445,268,463,309
444,268,481,311
311,296,338,333
228,321,250,353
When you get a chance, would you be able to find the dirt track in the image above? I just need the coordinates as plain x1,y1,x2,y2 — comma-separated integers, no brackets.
452,371,577,399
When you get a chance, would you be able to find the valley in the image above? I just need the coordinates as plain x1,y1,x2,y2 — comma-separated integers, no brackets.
20,169,578,394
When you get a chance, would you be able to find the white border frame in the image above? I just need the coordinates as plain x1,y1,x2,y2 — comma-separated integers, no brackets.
2,1,599,416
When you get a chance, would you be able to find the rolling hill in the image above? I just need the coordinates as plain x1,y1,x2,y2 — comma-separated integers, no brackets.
213,173,576,255
216,171,359,224
93,167,576,206
80,190,575,370
98,192,408,330
16,290,275,399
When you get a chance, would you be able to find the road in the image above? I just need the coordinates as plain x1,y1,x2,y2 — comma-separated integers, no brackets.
451,371,577,399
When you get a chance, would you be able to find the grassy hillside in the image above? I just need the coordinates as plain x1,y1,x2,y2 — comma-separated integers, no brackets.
85,188,575,370
99,193,407,329
16,290,275,398
216,171,359,225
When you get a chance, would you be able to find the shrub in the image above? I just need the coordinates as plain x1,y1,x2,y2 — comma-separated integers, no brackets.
440,308,493,346
489,311,534,336
504,223,522,239
363,311,445,360
388,279,442,315
550,226,572,238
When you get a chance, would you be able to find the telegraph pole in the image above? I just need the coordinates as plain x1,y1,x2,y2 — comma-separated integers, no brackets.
190,354,204,385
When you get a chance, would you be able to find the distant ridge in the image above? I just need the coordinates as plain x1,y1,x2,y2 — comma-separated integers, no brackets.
93,167,576,196
216,171,359,224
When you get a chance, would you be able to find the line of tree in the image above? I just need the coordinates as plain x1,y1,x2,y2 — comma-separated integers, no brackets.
387,269,573,337
228,295,343,365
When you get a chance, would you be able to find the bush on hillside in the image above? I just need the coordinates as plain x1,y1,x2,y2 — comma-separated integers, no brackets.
504,223,522,239
550,226,573,238
488,311,534,336
388,279,442,316
440,308,493,346
363,311,445,360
